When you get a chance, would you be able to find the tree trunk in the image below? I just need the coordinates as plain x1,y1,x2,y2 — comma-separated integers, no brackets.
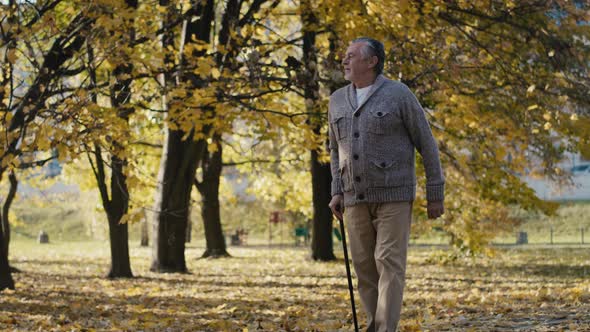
106,155,133,278
151,130,203,272
1,171,17,260
311,150,335,260
1,2,19,280
87,144,134,278
104,24,136,277
151,0,215,271
86,5,136,277
191,0,269,258
107,216,132,278
195,136,228,258
0,170,14,291
0,233,14,291
302,1,335,261
188,0,241,259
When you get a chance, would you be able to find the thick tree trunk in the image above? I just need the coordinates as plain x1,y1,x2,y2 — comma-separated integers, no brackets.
106,155,133,278
0,170,14,291
195,136,228,258
151,130,202,272
302,1,335,261
107,216,132,278
311,150,336,260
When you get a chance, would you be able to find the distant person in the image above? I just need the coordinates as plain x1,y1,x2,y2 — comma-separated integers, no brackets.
328,37,445,332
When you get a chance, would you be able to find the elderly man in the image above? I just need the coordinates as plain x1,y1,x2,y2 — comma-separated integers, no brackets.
328,37,445,332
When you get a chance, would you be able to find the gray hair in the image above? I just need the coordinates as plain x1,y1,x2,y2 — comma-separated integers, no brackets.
352,37,385,75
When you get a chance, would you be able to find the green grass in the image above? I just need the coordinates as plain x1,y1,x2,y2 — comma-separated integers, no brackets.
494,202,590,245
10,191,102,242
9,190,590,247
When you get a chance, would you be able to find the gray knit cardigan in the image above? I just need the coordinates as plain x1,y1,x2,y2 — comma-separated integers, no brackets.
329,75,445,207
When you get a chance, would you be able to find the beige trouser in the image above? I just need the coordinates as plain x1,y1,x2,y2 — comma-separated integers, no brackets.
344,201,413,332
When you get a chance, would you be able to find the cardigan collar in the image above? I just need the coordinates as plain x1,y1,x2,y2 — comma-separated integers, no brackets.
345,74,387,111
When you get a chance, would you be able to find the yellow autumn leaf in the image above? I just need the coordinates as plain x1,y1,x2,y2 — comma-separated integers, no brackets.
544,122,552,130
211,68,221,79
543,112,551,121
7,48,17,64
527,85,536,93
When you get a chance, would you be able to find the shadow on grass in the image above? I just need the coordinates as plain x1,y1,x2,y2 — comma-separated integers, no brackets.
496,263,590,278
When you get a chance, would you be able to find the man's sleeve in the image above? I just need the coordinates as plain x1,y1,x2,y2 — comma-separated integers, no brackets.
400,85,445,202
328,99,343,196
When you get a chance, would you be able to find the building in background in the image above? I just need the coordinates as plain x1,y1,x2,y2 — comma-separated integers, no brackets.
525,152,590,201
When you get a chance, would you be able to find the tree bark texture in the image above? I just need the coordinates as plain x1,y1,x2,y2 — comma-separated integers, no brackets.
1,171,17,261
195,136,228,258
0,170,15,291
105,154,133,278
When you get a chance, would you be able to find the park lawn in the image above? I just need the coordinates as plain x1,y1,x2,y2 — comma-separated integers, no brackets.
1,241,589,331
493,202,590,245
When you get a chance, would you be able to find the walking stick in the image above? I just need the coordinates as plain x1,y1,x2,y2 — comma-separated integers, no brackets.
337,214,359,332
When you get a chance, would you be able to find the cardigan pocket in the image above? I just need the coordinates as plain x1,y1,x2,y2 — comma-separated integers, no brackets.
368,159,397,187
367,108,394,135
331,113,349,141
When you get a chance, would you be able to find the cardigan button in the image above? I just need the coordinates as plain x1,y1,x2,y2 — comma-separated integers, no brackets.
357,194,365,200
353,132,359,138
353,154,359,160
380,162,386,167
354,113,360,117
355,176,361,182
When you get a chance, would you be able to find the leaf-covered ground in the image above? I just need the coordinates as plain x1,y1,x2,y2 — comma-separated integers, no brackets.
2,241,590,331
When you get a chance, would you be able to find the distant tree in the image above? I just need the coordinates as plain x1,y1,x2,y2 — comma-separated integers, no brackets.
83,0,140,278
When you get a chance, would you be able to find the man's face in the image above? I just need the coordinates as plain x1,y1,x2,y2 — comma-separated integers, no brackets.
342,42,375,82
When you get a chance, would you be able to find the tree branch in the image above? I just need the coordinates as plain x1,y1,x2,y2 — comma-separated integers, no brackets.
16,155,56,169
223,158,300,166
